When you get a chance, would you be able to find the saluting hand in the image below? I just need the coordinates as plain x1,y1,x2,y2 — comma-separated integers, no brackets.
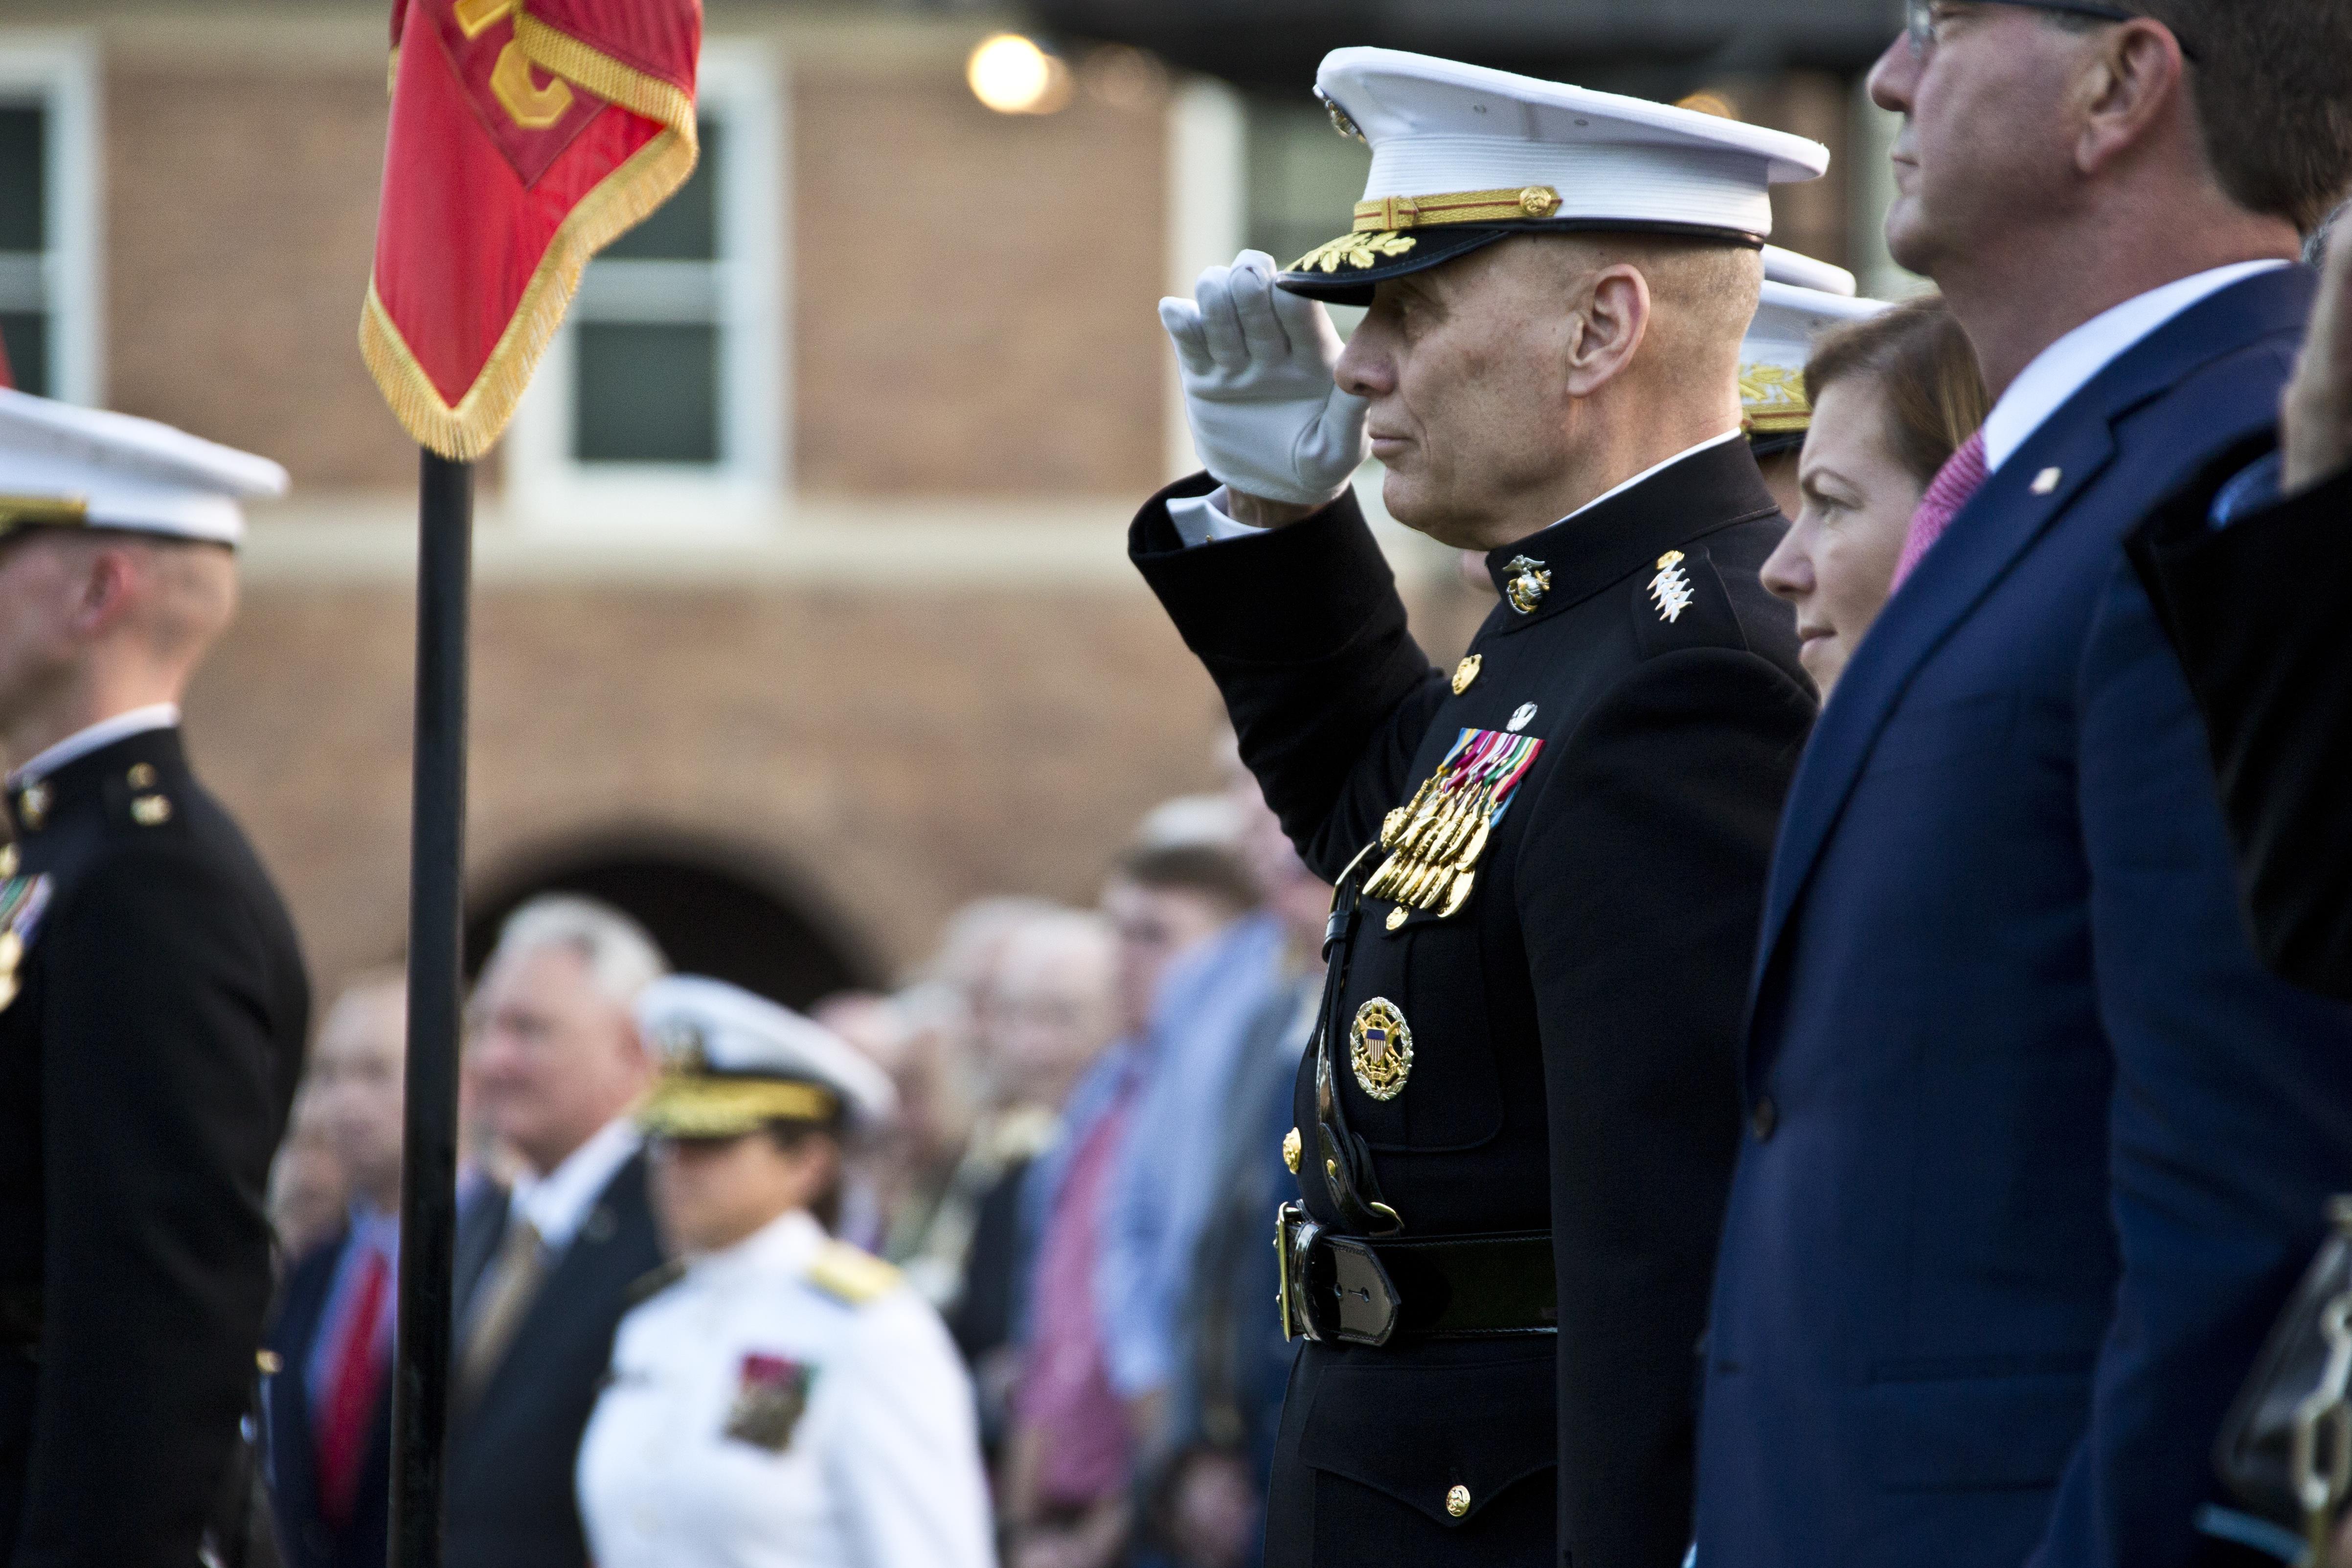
2283,220,2352,495
1160,250,1368,522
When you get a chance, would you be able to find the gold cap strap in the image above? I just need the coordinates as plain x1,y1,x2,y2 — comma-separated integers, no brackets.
638,1074,840,1136
1739,363,1812,435
0,495,90,533
1353,186,1562,233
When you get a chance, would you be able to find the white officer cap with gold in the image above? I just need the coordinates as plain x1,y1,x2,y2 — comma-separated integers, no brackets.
1742,251,1893,456
1282,47,1832,305
0,388,288,546
636,976,898,1138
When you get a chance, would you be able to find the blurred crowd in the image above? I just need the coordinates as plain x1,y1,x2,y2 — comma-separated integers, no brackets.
263,737,1329,1568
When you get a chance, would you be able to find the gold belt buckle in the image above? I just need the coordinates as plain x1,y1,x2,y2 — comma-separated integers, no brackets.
1275,1202,1323,1343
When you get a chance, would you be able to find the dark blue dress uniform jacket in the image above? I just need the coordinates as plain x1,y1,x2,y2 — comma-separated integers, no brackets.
1694,266,2352,1568
2130,450,2352,1002
0,727,309,1568
1131,438,1816,1568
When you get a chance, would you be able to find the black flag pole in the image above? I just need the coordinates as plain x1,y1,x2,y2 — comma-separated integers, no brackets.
388,447,474,1568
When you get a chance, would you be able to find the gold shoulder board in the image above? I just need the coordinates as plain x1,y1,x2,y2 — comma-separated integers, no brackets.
807,1240,901,1306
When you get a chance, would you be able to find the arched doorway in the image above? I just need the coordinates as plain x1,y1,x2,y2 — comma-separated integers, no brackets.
464,832,881,1010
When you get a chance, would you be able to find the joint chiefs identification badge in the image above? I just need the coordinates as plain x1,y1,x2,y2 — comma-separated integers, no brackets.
1365,728,1545,929
1350,998,1414,1101
723,1352,814,1453
0,872,54,1015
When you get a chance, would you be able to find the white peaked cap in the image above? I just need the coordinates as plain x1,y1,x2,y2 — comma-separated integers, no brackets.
1282,48,1831,302
1742,275,1894,442
636,975,899,1135
1763,245,1857,297
0,388,288,546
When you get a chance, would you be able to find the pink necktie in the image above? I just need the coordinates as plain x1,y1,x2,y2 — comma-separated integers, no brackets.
1889,431,1990,593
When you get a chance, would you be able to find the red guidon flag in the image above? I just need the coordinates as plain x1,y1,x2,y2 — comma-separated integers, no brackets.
362,0,701,459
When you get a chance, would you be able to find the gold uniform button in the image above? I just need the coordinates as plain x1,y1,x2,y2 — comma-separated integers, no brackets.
1446,1484,1471,1518
17,784,48,830
1282,1126,1303,1174
1451,655,1482,695
130,794,173,827
255,1350,283,1375
126,763,158,789
0,845,16,878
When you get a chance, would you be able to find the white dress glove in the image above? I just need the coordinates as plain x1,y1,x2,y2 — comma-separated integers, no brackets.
1159,250,1369,507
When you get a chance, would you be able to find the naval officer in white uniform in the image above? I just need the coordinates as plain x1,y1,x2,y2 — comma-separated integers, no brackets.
576,976,993,1568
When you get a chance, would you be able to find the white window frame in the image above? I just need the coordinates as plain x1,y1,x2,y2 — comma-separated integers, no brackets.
506,41,783,536
0,33,103,407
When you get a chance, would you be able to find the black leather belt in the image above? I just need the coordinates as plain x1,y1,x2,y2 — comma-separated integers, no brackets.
1276,1203,1556,1346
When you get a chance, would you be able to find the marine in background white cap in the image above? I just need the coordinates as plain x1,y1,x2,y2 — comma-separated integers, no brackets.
0,388,307,1567
1743,248,1893,519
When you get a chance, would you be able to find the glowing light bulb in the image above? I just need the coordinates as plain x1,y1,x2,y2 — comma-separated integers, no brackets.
968,34,1072,115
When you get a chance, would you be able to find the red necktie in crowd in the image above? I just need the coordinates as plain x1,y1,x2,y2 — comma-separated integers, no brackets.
1891,430,1990,593
315,1248,390,1529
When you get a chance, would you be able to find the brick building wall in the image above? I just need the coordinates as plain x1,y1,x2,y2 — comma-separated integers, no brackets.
0,0,1753,1008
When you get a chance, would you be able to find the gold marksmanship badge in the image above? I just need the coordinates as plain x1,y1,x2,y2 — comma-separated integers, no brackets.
1350,998,1414,1101
1365,727,1545,927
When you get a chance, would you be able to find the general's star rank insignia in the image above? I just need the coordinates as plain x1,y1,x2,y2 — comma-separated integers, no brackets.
1649,550,1695,623
723,1352,814,1453
0,872,52,1015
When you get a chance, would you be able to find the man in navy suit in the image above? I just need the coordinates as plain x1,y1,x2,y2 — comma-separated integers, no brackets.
444,895,668,1568
1693,4,2352,1566
266,976,407,1568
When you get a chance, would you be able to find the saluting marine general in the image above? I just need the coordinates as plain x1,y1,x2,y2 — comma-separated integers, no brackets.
0,390,308,1567
1130,49,1827,1567
576,976,993,1568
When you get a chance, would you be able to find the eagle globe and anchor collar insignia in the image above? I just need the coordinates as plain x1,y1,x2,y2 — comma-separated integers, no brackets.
1503,556,1551,614
1350,998,1414,1100
1367,727,1545,930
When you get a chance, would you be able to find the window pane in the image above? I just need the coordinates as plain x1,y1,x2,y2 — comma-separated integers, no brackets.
1246,99,1368,273
573,322,718,463
0,312,48,396
0,109,43,254
603,117,719,261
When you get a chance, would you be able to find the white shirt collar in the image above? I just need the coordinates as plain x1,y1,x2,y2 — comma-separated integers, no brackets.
692,1206,826,1283
1556,428,1744,524
1981,261,2290,474
6,704,181,789
509,1114,641,1253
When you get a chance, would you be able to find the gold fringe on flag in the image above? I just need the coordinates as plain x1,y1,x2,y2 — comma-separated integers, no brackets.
361,5,700,461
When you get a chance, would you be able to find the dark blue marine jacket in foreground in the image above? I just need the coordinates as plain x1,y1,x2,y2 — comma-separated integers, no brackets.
1133,435,1815,1568
0,726,308,1568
